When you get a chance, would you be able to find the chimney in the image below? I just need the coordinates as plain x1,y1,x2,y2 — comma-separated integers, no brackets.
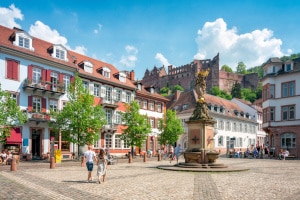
130,70,135,80
174,90,181,100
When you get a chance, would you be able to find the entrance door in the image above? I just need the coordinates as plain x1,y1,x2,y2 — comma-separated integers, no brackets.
32,129,41,159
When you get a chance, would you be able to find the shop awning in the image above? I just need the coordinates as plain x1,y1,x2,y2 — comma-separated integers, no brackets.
6,127,22,144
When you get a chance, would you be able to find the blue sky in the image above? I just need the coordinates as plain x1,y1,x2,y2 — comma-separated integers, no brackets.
1,1,299,79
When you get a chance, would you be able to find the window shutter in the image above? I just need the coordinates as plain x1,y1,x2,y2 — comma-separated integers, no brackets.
89,85,94,95
28,65,33,81
122,91,126,102
42,98,47,113
101,86,106,98
70,76,75,83
59,73,64,84
6,60,13,79
28,96,33,112
42,69,47,82
46,69,51,82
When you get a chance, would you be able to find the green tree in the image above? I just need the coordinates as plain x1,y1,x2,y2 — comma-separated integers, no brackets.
0,84,27,143
121,100,151,158
49,75,106,157
158,109,184,146
231,82,242,99
209,86,232,100
255,82,262,99
160,86,170,96
221,65,233,72
236,62,247,74
172,85,184,93
247,66,263,78
241,88,257,103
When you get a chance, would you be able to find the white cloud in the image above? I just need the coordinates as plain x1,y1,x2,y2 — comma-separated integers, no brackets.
29,21,68,45
155,53,171,66
93,24,102,34
74,46,87,55
0,4,23,29
194,18,286,70
29,21,87,54
120,45,138,67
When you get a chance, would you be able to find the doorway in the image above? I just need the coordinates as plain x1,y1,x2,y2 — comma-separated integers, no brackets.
31,129,41,159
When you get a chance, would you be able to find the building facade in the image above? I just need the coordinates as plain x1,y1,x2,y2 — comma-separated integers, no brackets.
262,57,300,157
0,25,166,159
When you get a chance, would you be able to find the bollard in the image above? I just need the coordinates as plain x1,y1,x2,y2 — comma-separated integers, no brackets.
50,157,55,169
81,156,85,167
143,153,147,162
10,157,17,171
158,153,161,161
129,153,132,163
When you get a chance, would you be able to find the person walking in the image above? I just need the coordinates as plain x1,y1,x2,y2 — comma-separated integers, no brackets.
169,145,174,163
174,144,182,164
97,149,107,184
84,144,97,182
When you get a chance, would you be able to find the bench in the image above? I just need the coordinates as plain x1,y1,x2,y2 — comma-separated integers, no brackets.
285,155,296,160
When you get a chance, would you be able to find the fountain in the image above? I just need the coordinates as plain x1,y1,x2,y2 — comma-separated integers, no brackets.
178,69,227,169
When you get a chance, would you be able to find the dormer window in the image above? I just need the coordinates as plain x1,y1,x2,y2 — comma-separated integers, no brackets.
80,61,93,73
285,63,292,72
103,67,111,78
220,106,224,113
137,83,142,90
119,72,126,83
214,105,218,112
12,31,34,51
150,87,154,94
51,45,68,61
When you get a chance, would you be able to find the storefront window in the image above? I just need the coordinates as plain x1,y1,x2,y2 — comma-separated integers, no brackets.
281,133,296,149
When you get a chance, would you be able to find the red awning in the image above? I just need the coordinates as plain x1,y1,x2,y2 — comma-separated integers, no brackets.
6,127,22,144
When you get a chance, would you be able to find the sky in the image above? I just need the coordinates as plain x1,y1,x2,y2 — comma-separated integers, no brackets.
1,0,300,80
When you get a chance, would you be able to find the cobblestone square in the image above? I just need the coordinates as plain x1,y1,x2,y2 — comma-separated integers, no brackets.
0,157,299,200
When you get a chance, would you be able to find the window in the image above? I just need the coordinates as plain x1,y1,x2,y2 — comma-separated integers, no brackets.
244,124,248,133
94,140,99,148
115,111,122,124
63,75,70,91
233,123,237,132
105,134,112,148
282,105,295,121
6,59,19,81
106,86,112,101
239,124,242,132
218,120,224,130
270,84,275,99
103,67,110,78
115,135,122,148
32,97,41,112
281,133,296,148
50,72,58,91
218,136,223,146
94,84,100,97
282,81,295,97
123,138,130,148
150,102,154,110
157,103,161,112
126,92,131,103
49,99,58,112
270,107,275,121
115,89,121,101
143,101,147,109
225,121,231,131
56,49,65,60
33,67,42,84
285,63,292,72
150,119,155,128
119,73,126,83
19,36,30,49
83,81,89,91
105,109,112,124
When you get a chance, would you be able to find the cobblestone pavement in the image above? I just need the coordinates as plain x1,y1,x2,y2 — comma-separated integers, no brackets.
0,157,299,200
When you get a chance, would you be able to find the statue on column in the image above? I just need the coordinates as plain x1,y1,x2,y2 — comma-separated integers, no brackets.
190,68,213,121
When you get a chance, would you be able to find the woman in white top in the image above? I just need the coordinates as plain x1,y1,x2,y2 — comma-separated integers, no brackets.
97,149,107,184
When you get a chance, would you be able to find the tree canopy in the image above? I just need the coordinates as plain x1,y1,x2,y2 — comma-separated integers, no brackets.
209,86,232,100
236,62,247,74
231,82,242,99
158,109,184,146
120,100,151,155
49,75,106,153
0,84,27,144
221,65,233,72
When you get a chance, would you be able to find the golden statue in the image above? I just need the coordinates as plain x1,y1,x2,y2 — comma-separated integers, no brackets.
190,68,213,120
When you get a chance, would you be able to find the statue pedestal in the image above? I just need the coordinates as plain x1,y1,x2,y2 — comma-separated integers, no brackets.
184,119,219,164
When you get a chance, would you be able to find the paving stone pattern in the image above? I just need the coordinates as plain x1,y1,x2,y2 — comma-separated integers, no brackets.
0,157,299,200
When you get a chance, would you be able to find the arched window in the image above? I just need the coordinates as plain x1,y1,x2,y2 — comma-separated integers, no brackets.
281,133,296,148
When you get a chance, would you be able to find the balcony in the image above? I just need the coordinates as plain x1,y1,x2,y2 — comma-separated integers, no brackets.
102,123,118,133
23,79,65,96
100,99,119,108
27,111,50,124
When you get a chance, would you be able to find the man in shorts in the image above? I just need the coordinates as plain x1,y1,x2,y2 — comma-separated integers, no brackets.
84,144,97,182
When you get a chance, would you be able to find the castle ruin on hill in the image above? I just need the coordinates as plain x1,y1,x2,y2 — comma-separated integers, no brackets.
141,53,260,93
